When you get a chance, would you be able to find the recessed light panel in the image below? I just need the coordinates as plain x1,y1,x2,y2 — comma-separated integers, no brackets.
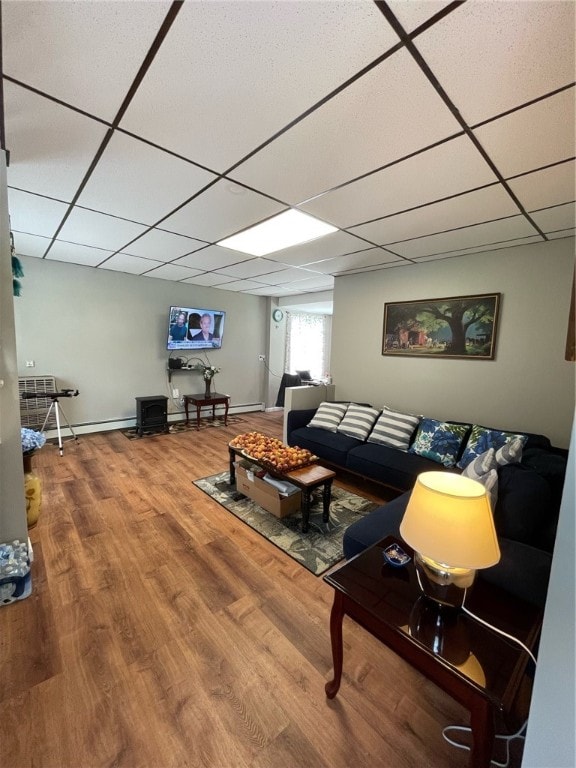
216,209,338,256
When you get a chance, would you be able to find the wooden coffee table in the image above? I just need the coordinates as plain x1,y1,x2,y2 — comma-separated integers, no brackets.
228,443,336,532
324,536,542,768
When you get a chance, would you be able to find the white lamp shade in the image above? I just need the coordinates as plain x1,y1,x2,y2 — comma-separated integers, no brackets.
400,472,500,569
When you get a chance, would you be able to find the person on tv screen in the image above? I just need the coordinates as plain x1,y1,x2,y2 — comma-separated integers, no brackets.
190,313,214,342
169,311,188,342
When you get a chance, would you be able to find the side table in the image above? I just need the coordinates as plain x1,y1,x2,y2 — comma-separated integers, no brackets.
184,393,229,430
324,536,542,768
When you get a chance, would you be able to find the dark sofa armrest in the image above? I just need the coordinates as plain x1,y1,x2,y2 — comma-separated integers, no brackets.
286,408,317,435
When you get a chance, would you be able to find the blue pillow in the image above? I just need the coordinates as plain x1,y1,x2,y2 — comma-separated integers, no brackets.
409,418,470,467
457,425,527,469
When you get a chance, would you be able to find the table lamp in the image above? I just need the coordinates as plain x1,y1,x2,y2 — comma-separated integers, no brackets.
400,472,500,608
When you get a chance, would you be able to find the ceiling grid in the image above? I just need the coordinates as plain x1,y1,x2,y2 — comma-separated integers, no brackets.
1,0,574,297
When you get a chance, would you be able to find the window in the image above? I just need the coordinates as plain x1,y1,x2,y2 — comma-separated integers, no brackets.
285,312,330,380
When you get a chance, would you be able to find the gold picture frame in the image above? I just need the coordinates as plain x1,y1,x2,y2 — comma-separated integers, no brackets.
382,293,501,359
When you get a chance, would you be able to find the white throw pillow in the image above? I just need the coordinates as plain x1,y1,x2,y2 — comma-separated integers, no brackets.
307,402,349,432
337,404,380,441
367,407,421,452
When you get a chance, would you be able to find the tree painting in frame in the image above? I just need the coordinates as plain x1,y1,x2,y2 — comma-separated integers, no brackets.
382,293,501,359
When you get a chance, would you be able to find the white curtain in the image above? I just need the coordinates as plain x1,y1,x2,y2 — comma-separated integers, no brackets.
285,312,327,380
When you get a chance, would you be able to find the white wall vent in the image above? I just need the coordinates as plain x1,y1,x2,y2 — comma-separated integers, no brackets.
18,376,57,429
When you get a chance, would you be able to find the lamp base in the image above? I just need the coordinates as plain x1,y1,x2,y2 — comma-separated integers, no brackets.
414,551,476,608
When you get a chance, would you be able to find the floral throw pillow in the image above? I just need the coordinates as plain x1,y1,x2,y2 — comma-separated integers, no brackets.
457,426,527,469
409,418,470,467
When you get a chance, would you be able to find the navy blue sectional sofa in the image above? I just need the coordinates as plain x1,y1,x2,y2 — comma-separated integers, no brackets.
286,404,567,607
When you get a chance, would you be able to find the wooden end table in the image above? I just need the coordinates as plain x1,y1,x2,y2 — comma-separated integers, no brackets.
184,393,229,430
228,443,336,532
324,536,542,768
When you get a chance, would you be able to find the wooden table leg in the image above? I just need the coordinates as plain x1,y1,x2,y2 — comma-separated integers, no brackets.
229,446,237,485
469,700,495,768
196,403,201,430
301,488,312,533
184,397,190,425
322,478,333,523
224,397,229,426
325,592,344,699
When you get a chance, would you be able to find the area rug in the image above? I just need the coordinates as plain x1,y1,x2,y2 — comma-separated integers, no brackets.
193,470,378,576
121,415,246,440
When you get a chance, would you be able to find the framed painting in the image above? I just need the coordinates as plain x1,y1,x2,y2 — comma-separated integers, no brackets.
382,293,501,359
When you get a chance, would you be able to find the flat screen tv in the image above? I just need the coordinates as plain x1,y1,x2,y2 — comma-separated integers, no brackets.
167,306,226,351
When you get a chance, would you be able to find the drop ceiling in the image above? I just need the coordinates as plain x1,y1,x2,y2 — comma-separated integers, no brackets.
2,0,575,301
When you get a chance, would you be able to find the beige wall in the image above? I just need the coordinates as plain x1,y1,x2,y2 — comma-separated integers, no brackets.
331,238,575,448
0,153,27,541
14,256,269,432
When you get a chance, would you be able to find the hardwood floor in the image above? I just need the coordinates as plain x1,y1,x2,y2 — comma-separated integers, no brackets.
1,412,522,767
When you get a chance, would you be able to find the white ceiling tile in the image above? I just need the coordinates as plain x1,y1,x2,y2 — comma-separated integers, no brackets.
508,161,576,212
308,248,403,274
173,245,252,271
412,236,544,261
388,1,455,33
142,264,205,282
284,275,335,291
531,203,576,233
246,285,298,296
122,228,206,261
349,185,520,245
473,89,575,178
252,267,321,286
57,208,149,252
218,279,267,292
393,216,539,258
214,258,288,280
301,135,498,228
180,273,235,287
4,82,108,200
46,241,113,267
233,48,461,203
414,1,576,124
160,180,285,242
546,230,576,241
12,232,52,259
263,230,372,267
2,1,172,121
8,190,69,238
120,1,398,172
99,253,166,276
77,131,217,225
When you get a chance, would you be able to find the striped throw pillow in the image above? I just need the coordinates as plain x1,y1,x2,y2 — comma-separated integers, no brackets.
307,402,349,432
337,404,381,441
367,408,421,452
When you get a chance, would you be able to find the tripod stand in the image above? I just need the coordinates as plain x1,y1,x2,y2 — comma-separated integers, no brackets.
40,394,79,456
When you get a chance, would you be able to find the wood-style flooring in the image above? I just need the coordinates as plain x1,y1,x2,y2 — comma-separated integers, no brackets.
1,411,524,767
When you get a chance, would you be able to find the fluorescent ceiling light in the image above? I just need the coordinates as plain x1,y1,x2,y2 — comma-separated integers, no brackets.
216,209,338,256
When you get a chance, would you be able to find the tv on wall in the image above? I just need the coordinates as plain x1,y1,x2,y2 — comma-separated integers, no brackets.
167,306,226,351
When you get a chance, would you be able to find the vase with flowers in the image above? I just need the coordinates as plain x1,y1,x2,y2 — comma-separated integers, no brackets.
21,428,46,528
202,364,221,398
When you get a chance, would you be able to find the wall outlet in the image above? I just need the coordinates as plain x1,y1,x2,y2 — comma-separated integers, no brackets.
25,360,35,368
172,388,179,398
258,354,265,361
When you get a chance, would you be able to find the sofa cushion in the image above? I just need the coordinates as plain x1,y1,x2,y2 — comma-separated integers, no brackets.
367,407,421,451
409,418,470,467
306,401,349,432
346,442,454,491
289,426,362,466
493,463,553,547
337,403,380,441
457,425,527,468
